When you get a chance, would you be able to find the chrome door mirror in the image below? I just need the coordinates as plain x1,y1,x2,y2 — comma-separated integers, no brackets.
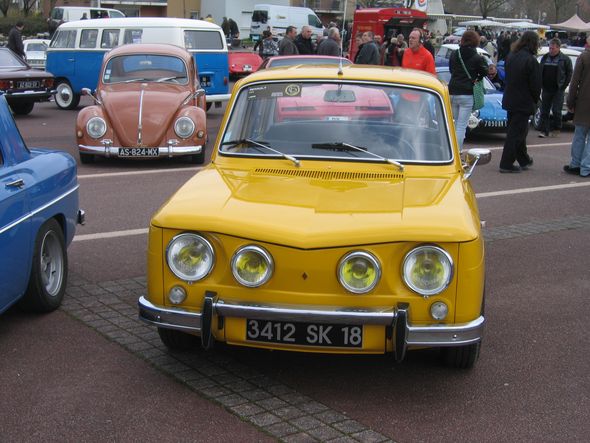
461,148,491,179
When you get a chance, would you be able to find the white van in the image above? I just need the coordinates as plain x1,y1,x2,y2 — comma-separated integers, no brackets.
250,4,324,41
48,6,125,34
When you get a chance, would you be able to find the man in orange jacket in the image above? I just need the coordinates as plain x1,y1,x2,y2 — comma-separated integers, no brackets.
401,29,436,74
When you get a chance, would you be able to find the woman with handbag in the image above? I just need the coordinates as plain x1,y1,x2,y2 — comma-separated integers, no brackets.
448,30,489,150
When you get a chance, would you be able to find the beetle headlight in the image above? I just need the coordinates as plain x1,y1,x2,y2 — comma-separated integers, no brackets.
86,117,107,139
166,233,214,282
174,116,195,139
231,245,273,287
402,245,453,296
338,251,380,294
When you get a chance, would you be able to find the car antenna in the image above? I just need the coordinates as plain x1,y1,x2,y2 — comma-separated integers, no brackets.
337,0,348,76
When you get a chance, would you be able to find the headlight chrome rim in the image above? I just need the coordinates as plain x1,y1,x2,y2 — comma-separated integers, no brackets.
174,116,195,139
338,250,381,294
86,117,107,139
166,233,215,282
231,245,274,287
402,245,453,297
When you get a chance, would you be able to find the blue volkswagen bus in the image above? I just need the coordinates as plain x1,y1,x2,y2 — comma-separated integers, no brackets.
46,17,230,110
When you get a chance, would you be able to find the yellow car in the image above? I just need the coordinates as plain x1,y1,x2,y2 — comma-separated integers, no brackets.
138,65,491,369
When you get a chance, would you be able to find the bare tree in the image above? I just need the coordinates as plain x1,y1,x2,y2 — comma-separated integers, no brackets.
22,0,38,16
475,0,509,18
0,0,10,17
550,0,577,22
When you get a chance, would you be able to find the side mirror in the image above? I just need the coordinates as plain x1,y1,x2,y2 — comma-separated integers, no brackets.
461,148,491,179
195,88,206,98
81,87,102,105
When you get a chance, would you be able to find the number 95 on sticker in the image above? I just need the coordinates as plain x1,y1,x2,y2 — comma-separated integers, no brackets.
246,319,363,348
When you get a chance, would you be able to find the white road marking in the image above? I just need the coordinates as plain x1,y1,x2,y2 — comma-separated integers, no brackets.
73,180,590,242
78,167,200,179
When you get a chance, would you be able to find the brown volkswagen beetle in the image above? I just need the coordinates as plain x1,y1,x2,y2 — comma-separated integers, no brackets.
76,44,207,164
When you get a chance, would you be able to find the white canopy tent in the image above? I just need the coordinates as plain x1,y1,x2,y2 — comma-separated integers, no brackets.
458,19,509,28
504,21,550,30
550,14,590,32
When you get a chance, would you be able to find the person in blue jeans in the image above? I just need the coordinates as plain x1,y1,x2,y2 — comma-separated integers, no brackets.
565,36,590,177
448,30,488,150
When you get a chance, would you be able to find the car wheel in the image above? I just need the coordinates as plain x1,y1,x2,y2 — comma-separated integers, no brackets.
79,152,95,164
55,80,81,110
440,342,481,369
18,219,68,312
158,327,200,351
189,148,205,164
10,102,35,115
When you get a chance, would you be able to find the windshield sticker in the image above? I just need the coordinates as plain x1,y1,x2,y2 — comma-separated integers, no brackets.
247,84,302,100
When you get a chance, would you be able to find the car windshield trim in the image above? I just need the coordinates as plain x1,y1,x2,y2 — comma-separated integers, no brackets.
218,79,455,165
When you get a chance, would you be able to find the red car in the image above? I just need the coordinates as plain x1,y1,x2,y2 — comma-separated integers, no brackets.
259,55,352,70
228,51,262,78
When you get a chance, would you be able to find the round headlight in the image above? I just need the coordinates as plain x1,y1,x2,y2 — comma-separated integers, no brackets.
174,116,195,139
338,251,381,294
402,245,453,297
86,117,107,139
166,233,214,282
231,245,273,287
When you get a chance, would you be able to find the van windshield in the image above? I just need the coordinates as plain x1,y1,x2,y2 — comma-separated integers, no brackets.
103,54,189,85
252,10,268,23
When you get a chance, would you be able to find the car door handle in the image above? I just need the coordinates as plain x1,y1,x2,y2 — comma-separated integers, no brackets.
5,178,25,188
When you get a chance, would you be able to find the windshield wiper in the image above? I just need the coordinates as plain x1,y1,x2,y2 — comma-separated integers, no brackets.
121,77,152,83
221,138,300,167
156,76,186,83
312,142,404,171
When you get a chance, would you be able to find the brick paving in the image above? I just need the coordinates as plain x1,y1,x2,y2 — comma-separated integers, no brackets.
59,215,590,442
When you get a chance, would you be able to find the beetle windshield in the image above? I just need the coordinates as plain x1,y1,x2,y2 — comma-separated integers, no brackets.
219,80,453,163
102,54,189,84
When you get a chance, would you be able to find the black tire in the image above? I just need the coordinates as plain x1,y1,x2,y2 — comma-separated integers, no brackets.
18,219,68,313
55,80,81,110
189,149,205,164
79,152,95,164
10,102,35,115
158,327,200,351
440,342,481,369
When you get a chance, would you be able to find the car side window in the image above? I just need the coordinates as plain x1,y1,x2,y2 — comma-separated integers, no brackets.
101,29,120,49
123,29,143,44
308,15,321,28
51,30,77,49
80,29,99,48
184,30,223,50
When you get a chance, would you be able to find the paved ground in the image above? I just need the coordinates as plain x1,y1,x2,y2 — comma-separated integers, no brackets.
3,217,589,442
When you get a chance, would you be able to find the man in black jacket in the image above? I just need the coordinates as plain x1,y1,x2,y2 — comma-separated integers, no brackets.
355,31,380,65
295,26,315,55
538,38,573,137
499,31,542,173
7,21,25,60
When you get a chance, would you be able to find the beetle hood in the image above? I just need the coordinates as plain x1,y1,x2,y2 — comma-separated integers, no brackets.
100,84,188,147
152,165,480,248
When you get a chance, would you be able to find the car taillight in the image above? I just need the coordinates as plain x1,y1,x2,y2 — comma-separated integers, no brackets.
0,80,13,89
224,76,228,85
45,78,54,88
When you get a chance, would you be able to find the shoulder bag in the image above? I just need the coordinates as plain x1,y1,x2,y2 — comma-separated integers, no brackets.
457,48,485,111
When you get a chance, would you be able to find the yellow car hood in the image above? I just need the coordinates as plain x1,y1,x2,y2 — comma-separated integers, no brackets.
152,165,480,248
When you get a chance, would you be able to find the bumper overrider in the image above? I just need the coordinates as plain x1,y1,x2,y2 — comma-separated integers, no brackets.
138,293,484,361
78,143,203,158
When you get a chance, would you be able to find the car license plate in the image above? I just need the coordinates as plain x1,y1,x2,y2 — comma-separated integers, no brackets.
17,80,40,89
246,319,362,348
118,148,159,157
244,65,252,71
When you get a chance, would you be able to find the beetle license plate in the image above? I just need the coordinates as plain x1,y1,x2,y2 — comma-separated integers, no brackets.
246,319,362,348
118,148,159,157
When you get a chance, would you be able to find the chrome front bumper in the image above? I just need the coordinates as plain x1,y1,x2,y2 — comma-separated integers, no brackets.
138,295,485,359
78,144,202,158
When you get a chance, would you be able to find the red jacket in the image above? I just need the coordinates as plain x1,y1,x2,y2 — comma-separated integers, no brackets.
401,45,435,74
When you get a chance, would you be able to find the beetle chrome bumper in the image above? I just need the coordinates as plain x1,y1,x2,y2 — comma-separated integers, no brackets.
78,144,203,158
138,295,485,358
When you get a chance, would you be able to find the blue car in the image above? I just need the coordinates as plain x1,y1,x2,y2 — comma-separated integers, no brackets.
436,66,507,135
0,93,84,314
